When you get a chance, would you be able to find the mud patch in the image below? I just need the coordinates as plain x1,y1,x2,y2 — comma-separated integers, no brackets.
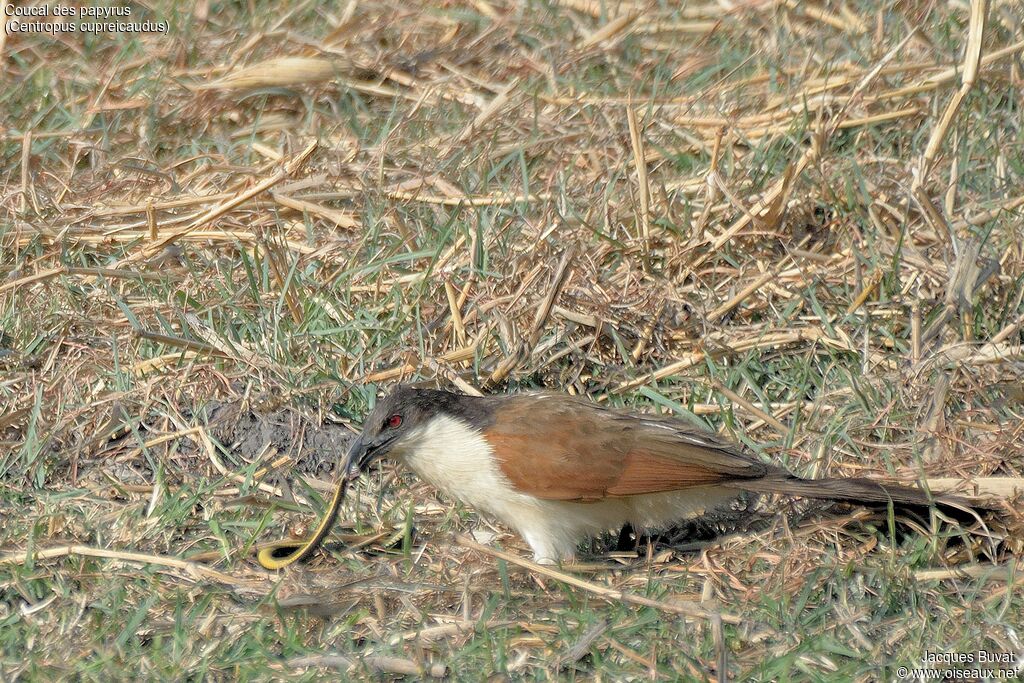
204,400,354,477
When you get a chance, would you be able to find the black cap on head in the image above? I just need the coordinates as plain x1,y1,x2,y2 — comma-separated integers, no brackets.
340,385,495,479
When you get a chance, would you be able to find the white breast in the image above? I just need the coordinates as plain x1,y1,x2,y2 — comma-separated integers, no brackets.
393,414,579,560
394,414,518,512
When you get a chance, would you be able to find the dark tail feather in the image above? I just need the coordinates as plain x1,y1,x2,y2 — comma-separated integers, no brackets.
730,476,983,515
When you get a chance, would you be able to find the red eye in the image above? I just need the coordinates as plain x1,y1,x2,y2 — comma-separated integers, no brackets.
387,414,403,429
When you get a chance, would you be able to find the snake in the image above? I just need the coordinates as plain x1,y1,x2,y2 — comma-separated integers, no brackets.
255,478,349,570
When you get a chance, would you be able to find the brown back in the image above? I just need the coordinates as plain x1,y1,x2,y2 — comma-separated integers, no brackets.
484,394,777,501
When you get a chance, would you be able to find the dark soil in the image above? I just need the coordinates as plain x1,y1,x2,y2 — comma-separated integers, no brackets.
204,400,354,477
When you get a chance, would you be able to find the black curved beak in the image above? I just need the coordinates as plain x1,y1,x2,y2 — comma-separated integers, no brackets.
341,432,397,481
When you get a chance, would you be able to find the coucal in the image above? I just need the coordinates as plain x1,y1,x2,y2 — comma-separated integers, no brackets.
258,385,975,569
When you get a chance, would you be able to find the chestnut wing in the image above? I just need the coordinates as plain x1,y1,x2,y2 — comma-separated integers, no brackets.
484,395,770,501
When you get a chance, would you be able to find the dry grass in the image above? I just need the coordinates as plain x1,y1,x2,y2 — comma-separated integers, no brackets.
2,0,1023,679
